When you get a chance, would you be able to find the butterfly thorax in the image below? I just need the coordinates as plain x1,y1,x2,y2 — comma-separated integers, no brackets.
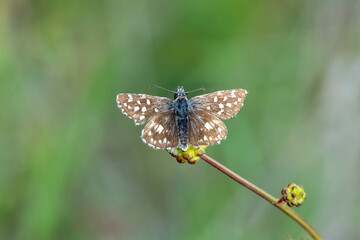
174,98,190,117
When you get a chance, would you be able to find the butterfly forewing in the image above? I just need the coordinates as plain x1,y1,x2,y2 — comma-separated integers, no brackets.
190,89,247,120
188,110,227,147
116,94,173,125
141,112,178,149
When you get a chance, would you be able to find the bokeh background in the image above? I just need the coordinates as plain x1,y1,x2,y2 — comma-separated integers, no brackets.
1,0,360,239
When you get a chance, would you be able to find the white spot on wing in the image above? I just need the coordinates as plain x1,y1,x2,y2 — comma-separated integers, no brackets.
226,103,232,107
214,97,218,102
137,100,141,104
140,116,145,120
155,108,159,112
134,106,140,111
206,106,210,110
205,122,212,130
146,99,150,105
156,125,164,133
124,103,127,107
204,136,208,141
141,107,147,112
219,103,224,108
148,131,152,136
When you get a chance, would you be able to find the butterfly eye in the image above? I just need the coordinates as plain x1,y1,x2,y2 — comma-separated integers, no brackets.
174,93,178,99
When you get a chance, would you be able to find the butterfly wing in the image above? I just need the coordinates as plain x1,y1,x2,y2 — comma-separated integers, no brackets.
116,94,173,125
117,93,178,149
188,88,247,147
141,112,178,149
188,110,227,147
190,89,247,119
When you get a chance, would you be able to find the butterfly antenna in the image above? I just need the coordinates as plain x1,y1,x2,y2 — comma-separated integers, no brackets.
149,85,176,93
186,87,206,94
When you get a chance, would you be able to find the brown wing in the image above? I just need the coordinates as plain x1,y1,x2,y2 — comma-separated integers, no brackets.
141,112,178,149
188,110,228,148
190,89,247,120
116,94,173,125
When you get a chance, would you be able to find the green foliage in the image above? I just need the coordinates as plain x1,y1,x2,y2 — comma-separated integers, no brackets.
1,0,359,239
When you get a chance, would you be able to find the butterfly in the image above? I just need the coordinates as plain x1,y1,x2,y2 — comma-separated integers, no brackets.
116,86,247,151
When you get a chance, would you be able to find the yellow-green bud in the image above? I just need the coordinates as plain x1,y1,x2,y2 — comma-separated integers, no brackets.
167,145,207,164
281,183,307,207
176,155,187,164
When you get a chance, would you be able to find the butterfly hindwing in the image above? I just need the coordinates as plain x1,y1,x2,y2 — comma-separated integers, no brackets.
141,112,178,149
190,89,247,120
188,110,228,147
116,94,173,125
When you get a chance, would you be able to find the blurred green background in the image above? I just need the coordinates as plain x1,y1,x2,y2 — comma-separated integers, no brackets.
1,0,360,239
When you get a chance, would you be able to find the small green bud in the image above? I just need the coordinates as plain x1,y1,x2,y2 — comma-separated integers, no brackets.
167,145,207,164
176,155,187,164
281,183,307,207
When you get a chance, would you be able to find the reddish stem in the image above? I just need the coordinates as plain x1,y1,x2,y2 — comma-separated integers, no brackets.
200,154,321,240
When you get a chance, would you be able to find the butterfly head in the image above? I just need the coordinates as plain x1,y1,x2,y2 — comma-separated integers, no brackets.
174,86,188,100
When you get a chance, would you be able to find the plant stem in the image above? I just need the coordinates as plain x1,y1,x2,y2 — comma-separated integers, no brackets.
200,154,321,240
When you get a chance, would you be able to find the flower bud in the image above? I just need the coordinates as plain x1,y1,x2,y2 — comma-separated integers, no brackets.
281,183,307,207
167,145,207,164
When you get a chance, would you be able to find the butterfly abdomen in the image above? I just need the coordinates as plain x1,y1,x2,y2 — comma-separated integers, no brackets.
174,99,190,150
176,117,189,150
